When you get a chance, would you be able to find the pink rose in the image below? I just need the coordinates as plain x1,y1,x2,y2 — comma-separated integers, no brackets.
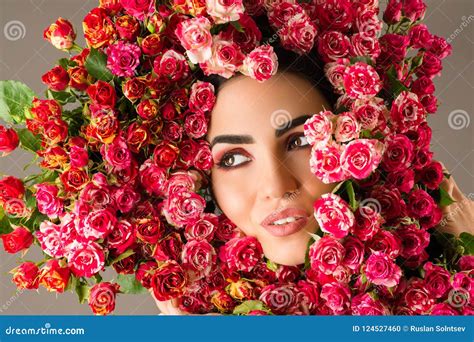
279,13,317,55
314,193,355,238
343,62,382,99
181,239,216,278
320,282,351,315
79,208,117,240
430,303,458,315
403,278,434,314
267,2,304,29
153,49,189,81
184,111,208,139
67,241,105,277
193,140,213,170
340,139,384,180
367,230,401,259
409,24,433,49
175,16,213,64
355,9,382,38
317,31,351,63
416,52,442,79
219,236,263,272
239,44,278,82
310,143,345,184
188,80,216,113
303,111,335,147
36,220,74,258
200,36,245,78
35,183,63,218
139,159,167,196
352,97,386,131
206,0,244,24
121,0,155,20
113,185,140,214
101,136,132,171
335,112,360,143
383,0,402,24
184,213,218,241
364,251,401,287
106,41,141,77
297,280,320,314
309,235,345,274
350,33,381,60
423,262,451,299
351,205,382,241
69,144,89,168
403,0,426,22
351,293,389,315
162,190,206,227
342,236,365,272
324,60,349,94
259,283,300,315
429,35,452,59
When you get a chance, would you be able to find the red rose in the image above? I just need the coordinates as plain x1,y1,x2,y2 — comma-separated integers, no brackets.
136,218,163,244
83,8,115,48
88,282,120,315
0,126,19,155
219,236,263,272
342,236,365,272
351,206,382,241
320,282,352,315
364,251,401,287
184,111,208,139
135,261,157,289
381,134,414,172
121,0,155,20
140,33,165,56
423,262,451,299
106,219,136,254
419,161,443,190
11,262,39,290
416,52,442,79
43,119,69,145
153,49,189,82
60,167,89,192
316,0,353,32
151,260,188,301
259,283,299,315
1,227,33,254
395,224,430,258
115,15,140,41
188,81,216,113
68,66,91,91
153,141,179,168
39,259,70,293
41,65,69,91
87,81,117,108
429,35,452,59
153,233,183,262
407,189,435,218
409,24,433,49
343,62,382,99
181,239,216,278
379,34,410,63
351,292,389,315
411,76,435,96
184,213,218,241
403,278,434,314
383,0,402,24
390,91,426,133
122,77,146,102
138,159,167,196
370,185,406,221
137,98,159,120
67,241,105,277
317,31,351,63
309,235,345,275
403,0,427,22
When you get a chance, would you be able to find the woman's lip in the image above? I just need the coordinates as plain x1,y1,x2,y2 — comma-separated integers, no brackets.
260,208,309,237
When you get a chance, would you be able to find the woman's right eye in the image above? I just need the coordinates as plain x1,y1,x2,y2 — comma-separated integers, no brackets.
218,152,251,169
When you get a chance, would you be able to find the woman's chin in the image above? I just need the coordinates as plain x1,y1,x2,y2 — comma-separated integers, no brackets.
260,234,310,266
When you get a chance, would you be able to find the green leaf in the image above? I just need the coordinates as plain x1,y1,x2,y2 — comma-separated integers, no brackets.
230,21,245,33
0,80,36,124
232,300,267,315
266,259,278,272
345,181,357,211
410,54,424,72
46,89,76,105
76,282,90,304
438,187,456,206
85,48,113,82
387,66,409,98
58,58,78,70
116,274,148,294
349,56,374,66
17,128,40,153
108,249,135,266
0,208,13,235
21,209,47,232
303,235,315,271
459,232,474,255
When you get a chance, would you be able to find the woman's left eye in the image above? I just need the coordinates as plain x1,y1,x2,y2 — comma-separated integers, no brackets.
287,134,309,150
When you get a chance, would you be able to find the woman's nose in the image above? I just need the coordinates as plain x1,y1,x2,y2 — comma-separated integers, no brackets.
257,153,299,201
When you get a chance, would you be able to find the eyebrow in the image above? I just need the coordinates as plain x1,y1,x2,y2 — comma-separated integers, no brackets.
210,114,312,148
275,114,312,137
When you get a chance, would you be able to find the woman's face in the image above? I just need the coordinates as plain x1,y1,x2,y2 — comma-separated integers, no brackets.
207,71,336,266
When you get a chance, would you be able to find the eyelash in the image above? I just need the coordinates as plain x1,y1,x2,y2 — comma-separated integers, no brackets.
216,133,310,170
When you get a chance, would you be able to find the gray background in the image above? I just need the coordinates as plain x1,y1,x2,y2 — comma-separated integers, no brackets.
0,0,472,314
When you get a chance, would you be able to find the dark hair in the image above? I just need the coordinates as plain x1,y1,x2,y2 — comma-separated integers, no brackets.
199,45,337,107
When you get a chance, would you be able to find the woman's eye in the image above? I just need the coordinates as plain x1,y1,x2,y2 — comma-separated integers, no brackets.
288,134,309,150
218,152,251,168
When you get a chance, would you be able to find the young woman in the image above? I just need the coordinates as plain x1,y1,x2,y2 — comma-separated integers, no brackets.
153,48,474,314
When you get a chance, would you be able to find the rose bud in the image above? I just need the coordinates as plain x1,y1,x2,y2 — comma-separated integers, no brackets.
43,17,76,50
88,282,120,315
140,33,165,56
1,227,34,254
0,125,19,155
68,66,92,91
10,262,40,290
39,259,70,293
41,65,69,91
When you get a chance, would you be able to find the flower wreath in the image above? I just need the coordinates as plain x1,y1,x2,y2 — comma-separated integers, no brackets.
0,0,472,316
